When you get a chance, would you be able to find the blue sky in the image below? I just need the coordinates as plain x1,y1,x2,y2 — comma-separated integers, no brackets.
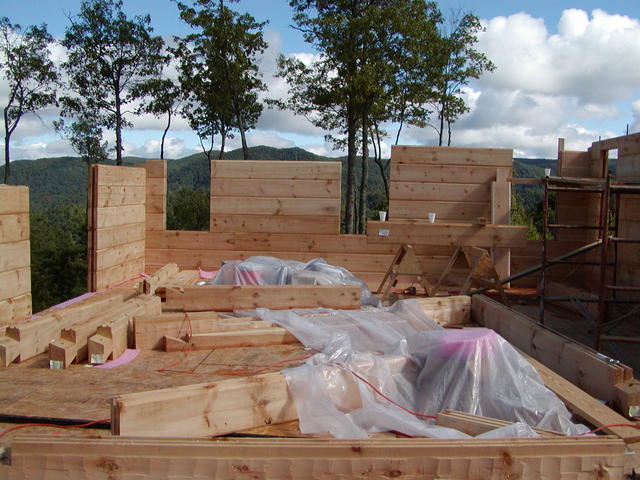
1,0,640,159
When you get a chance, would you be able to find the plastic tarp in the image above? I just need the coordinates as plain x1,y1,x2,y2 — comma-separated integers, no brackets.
209,256,376,305
256,300,590,439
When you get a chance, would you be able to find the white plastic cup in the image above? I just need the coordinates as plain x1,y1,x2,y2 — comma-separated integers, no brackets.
379,211,387,221
544,168,551,177
428,212,436,223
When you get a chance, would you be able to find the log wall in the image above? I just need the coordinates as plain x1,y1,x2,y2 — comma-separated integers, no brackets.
0,185,31,330
88,164,146,291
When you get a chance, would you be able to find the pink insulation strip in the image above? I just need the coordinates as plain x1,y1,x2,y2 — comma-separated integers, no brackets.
94,349,140,369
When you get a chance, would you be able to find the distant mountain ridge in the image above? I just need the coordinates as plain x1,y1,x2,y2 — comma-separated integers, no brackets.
1,145,554,212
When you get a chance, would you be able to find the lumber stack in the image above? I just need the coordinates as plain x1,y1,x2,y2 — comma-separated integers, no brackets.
0,185,32,330
210,160,342,234
88,164,146,291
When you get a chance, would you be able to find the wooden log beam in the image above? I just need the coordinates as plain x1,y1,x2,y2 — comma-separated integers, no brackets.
521,351,640,444
164,328,299,352
436,410,564,437
9,435,627,480
87,315,130,364
164,285,361,312
414,295,471,325
142,263,179,295
134,312,273,350
471,294,640,414
366,220,528,247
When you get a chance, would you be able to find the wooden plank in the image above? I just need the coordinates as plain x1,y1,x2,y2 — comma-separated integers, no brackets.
471,295,637,411
165,328,299,352
210,197,340,216
96,223,146,251
211,214,339,234
0,240,30,272
0,267,31,301
617,153,640,181
591,132,640,155
145,194,165,215
0,185,29,214
164,285,361,312
134,312,272,350
95,257,145,291
10,435,628,480
389,182,490,202
96,185,146,207
212,160,340,180
95,164,146,186
436,410,564,437
389,199,490,221
96,205,145,228
95,240,145,271
366,220,528,247
0,293,31,328
392,145,513,167
212,178,340,198
0,213,29,243
390,164,505,184
522,352,640,443
112,372,296,437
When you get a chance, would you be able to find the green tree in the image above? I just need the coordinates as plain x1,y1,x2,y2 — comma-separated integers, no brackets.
167,187,210,231
30,204,87,312
276,0,441,233
430,11,495,146
55,111,110,165
134,77,183,160
174,0,267,160
59,0,165,165
0,18,58,183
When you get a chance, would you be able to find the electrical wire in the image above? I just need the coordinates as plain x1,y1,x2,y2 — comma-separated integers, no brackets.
0,418,109,438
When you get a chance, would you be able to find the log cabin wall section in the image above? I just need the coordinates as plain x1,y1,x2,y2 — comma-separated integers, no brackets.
144,153,529,287
0,185,31,330
87,164,146,291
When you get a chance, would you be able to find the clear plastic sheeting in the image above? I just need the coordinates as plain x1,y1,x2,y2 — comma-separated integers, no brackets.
256,299,589,439
209,256,376,305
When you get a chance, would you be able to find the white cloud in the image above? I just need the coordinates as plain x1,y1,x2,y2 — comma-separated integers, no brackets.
632,100,640,132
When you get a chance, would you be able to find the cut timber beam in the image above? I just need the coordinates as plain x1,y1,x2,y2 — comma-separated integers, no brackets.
471,294,640,414
164,285,361,312
521,351,640,444
415,295,471,325
87,315,129,364
9,435,627,480
142,263,179,295
164,328,298,352
366,220,528,247
0,293,125,366
112,372,296,437
436,409,564,437
48,295,160,368
112,356,409,437
134,312,272,350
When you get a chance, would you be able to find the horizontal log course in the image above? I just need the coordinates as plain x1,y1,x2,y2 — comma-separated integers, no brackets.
212,160,341,180
9,435,627,480
212,178,340,198
164,285,361,312
391,145,513,167
366,220,528,247
164,327,298,351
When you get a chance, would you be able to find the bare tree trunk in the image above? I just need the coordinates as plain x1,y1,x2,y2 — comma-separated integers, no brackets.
447,119,452,146
3,132,10,184
115,85,123,165
160,109,172,160
235,103,250,160
358,111,369,234
345,108,357,234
